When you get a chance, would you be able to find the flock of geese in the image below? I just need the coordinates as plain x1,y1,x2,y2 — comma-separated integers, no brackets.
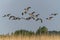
3,7,58,23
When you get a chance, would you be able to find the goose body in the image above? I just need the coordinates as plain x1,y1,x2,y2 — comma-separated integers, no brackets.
9,16,15,20
51,13,58,16
25,17,32,20
24,7,31,11
3,14,11,17
22,7,31,15
36,18,43,23
46,17,53,20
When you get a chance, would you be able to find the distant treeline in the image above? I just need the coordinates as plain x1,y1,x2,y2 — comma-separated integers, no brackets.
11,26,60,36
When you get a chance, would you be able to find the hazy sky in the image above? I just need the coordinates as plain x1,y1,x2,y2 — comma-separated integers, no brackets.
0,0,60,34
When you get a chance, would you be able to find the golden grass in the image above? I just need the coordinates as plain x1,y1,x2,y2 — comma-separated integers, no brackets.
0,35,60,40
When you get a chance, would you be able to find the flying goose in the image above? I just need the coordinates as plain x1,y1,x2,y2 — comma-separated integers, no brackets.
22,7,31,15
22,10,27,15
3,15,6,17
24,7,31,11
35,14,40,17
15,17,21,20
25,17,32,20
31,17,35,20
3,14,11,17
46,16,53,20
35,18,43,23
9,16,15,20
29,11,35,15
51,13,58,16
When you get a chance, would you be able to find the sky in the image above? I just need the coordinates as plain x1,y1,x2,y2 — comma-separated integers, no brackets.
0,0,60,34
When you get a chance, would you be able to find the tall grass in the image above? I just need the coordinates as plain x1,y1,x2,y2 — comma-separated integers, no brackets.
0,34,60,40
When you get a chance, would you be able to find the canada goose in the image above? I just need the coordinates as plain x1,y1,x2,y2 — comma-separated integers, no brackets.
3,14,11,17
22,12,24,15
9,16,15,20
46,17,53,20
31,17,35,20
12,17,16,20
3,15,6,17
27,7,31,10
35,14,40,17
22,10,27,15
25,17,32,20
22,7,31,15
36,18,43,23
29,11,35,15
29,14,35,20
7,14,11,17
15,17,21,20
29,13,40,18
31,11,35,14
24,7,31,11
51,13,58,16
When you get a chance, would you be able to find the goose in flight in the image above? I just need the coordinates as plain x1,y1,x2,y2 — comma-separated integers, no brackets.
7,14,11,17
46,16,53,20
29,11,36,17
15,17,21,20
22,7,31,15
24,7,31,11
25,17,32,20
29,14,36,20
31,17,35,20
29,11,35,15
3,15,6,17
22,10,27,15
51,13,58,16
9,16,16,20
35,14,40,17
29,14,40,19
3,14,11,17
35,18,43,23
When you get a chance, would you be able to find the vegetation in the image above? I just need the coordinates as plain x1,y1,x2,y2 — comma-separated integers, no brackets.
36,26,48,35
12,26,60,36
13,30,34,36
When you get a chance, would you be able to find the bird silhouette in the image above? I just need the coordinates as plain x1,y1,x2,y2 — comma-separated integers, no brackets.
22,7,31,15
46,16,53,20
31,17,35,20
24,7,31,11
35,18,43,23
25,17,32,20
15,17,21,20
22,12,24,15
29,11,35,15
31,11,35,14
3,14,11,17
9,16,15,20
22,10,27,15
3,15,6,17
51,13,58,16
29,14,36,20
30,14,39,18
35,14,40,17
7,14,11,17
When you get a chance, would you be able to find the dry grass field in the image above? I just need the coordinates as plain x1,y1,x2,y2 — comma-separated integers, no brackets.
0,35,60,40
